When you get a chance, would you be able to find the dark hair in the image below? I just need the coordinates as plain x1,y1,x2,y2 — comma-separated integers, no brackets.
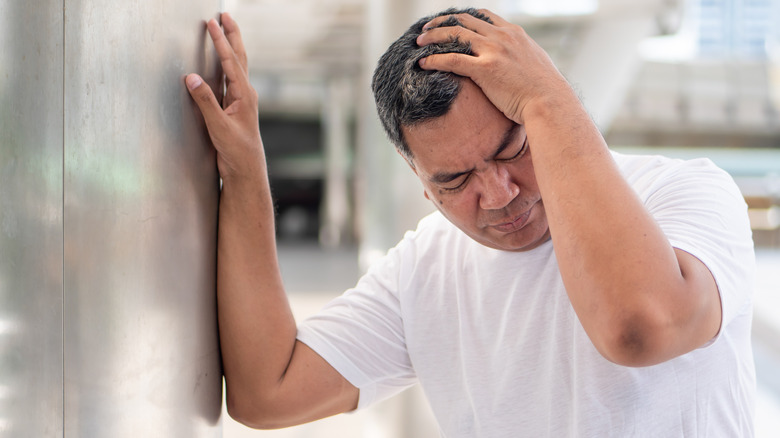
371,8,492,161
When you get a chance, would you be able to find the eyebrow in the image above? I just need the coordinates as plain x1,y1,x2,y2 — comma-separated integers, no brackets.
429,123,521,185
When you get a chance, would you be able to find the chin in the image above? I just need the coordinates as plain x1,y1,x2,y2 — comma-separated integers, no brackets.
486,228,551,252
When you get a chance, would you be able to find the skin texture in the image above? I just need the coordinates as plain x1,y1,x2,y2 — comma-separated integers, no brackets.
184,8,723,429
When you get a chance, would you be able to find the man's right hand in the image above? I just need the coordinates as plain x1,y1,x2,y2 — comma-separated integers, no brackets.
186,12,264,182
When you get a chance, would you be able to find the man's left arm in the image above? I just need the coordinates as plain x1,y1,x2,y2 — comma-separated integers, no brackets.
417,10,723,367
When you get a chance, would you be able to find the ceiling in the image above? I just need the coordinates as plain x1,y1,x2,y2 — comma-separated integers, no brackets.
223,0,684,117
225,0,682,76
225,0,365,78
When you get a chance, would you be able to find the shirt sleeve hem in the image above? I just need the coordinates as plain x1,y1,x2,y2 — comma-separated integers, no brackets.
296,328,378,410
669,239,734,349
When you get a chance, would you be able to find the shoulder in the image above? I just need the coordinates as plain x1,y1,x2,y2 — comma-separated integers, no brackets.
362,211,461,277
609,149,750,243
610,149,744,205
408,210,457,237
367,211,481,291
610,149,737,186
612,149,732,183
398,211,469,254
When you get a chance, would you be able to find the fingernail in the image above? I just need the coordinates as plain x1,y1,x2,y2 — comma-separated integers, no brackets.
186,75,202,90
418,57,426,67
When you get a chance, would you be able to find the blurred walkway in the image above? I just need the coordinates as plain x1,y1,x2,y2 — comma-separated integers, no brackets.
224,242,780,437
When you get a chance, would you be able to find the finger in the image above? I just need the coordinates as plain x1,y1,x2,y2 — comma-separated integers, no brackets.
421,10,497,34
416,24,481,48
417,51,475,77
221,12,249,74
474,9,511,27
207,18,243,86
186,73,226,125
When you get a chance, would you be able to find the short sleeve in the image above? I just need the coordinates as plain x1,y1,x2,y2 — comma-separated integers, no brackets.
296,239,417,410
623,155,756,335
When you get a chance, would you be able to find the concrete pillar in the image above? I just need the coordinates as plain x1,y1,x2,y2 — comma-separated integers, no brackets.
321,76,353,247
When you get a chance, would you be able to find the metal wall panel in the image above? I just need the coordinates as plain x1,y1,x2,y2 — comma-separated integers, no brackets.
62,1,223,436
0,1,65,436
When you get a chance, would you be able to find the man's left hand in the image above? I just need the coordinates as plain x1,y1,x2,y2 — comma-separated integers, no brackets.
416,9,570,125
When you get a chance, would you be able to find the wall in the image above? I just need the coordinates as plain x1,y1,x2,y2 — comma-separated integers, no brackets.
0,1,223,436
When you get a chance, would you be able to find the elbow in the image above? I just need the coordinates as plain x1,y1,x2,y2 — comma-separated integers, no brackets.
591,315,672,368
225,390,266,429
598,322,653,367
225,386,288,430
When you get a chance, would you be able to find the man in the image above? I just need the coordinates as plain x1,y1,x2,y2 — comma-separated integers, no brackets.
185,8,756,436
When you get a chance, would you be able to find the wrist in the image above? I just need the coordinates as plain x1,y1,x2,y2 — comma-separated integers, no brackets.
220,168,269,194
218,146,268,187
521,83,580,125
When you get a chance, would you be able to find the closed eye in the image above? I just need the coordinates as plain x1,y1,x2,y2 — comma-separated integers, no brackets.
441,173,472,192
496,135,528,163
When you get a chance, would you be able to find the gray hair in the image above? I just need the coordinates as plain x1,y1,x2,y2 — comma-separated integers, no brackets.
371,8,492,161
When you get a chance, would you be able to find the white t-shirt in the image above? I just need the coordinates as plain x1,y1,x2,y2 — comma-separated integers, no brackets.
297,152,756,437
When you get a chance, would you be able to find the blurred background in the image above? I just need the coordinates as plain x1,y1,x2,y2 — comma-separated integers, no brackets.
219,0,780,436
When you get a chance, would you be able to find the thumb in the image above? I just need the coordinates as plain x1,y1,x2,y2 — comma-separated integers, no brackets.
185,73,223,123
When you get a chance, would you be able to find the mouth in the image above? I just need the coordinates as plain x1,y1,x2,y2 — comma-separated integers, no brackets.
490,206,533,233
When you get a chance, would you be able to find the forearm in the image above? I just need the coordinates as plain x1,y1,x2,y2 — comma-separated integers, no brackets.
523,89,699,364
217,169,297,403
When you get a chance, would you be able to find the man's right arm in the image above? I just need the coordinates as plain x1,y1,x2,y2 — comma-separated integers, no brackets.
217,173,358,428
185,13,358,428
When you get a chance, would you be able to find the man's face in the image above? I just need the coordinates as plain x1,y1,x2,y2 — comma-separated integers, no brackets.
402,79,551,252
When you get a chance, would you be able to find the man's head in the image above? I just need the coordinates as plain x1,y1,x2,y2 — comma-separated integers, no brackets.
371,8,491,163
371,8,552,252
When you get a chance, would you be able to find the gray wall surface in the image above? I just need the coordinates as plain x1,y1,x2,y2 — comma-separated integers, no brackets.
1,1,224,436
0,1,65,435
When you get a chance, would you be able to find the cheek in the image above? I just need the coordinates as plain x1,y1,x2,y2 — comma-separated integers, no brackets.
434,190,447,205
512,160,540,194
423,187,444,205
434,194,477,223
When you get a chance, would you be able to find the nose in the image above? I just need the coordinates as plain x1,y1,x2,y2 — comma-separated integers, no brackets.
478,163,520,210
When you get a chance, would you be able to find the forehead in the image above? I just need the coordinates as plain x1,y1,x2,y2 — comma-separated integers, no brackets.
402,80,513,175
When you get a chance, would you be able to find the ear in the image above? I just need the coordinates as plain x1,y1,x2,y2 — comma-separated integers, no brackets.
423,190,431,201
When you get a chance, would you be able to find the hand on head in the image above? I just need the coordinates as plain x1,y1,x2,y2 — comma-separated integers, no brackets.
185,13,264,182
415,9,570,125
